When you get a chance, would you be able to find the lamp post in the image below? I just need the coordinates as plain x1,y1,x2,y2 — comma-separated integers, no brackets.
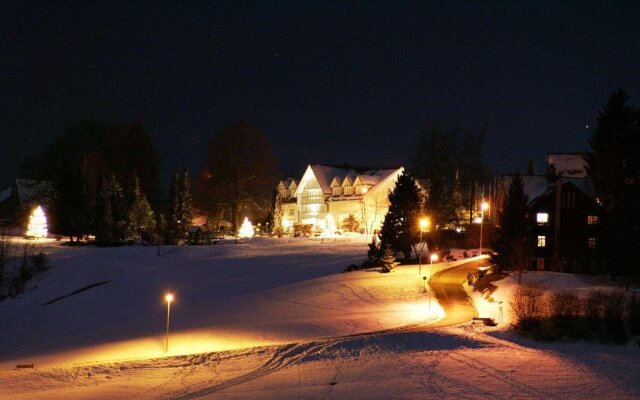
164,293,174,353
418,218,429,275
479,201,489,253
429,253,438,312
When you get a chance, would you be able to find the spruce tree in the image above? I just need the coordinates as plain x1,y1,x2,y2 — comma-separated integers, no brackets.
95,175,114,245
379,170,422,259
177,170,193,239
380,245,399,273
126,175,156,244
491,174,531,280
585,89,640,279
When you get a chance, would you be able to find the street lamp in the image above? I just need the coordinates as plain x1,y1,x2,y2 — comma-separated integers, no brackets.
418,218,429,275
428,253,438,312
479,201,489,253
164,293,174,353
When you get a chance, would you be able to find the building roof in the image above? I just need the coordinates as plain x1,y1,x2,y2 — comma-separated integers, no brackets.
307,164,400,195
0,179,54,209
501,175,595,202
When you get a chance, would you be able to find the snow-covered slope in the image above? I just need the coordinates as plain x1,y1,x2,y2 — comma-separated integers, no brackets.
1,237,639,399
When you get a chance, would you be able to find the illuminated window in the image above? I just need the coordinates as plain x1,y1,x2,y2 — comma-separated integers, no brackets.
536,212,549,224
537,235,546,247
588,237,596,248
562,191,575,208
587,215,598,225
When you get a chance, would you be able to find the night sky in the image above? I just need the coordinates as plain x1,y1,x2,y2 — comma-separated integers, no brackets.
2,1,639,188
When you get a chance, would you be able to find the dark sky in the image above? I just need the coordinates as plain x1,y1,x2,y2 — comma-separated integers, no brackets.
2,1,639,188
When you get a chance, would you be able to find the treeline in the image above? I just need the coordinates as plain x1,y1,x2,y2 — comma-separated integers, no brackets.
21,120,191,244
21,120,279,244
375,124,491,259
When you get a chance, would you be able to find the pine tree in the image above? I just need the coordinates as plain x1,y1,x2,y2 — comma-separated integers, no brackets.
585,89,640,279
379,170,422,259
491,174,531,280
341,214,360,232
177,170,193,239
126,175,156,244
95,175,114,245
380,245,399,273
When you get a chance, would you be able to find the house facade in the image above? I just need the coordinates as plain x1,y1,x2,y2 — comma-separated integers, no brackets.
495,174,605,274
276,164,404,233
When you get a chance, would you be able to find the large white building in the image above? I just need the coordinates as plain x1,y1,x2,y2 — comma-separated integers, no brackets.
276,164,404,233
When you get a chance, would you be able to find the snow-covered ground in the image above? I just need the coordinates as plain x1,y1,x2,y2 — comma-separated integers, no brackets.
1,236,639,399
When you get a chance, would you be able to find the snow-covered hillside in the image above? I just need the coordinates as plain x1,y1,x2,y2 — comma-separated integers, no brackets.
1,237,639,399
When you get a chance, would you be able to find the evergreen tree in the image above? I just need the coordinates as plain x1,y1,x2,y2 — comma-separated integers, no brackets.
380,245,399,273
95,175,114,245
379,170,422,259
177,170,193,239
412,123,457,228
491,174,531,280
126,175,156,244
458,129,490,224
585,89,640,279
167,170,193,244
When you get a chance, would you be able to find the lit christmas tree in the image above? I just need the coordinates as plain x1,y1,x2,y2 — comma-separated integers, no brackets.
238,217,254,238
322,213,337,237
26,205,48,239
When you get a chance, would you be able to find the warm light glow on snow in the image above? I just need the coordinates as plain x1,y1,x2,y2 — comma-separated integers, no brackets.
238,217,254,238
321,213,337,237
26,205,48,239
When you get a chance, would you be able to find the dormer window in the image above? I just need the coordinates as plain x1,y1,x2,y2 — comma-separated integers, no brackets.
333,187,343,196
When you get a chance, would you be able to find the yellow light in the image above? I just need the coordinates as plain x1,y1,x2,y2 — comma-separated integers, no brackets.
26,205,48,239
481,201,489,211
362,187,368,194
430,253,438,262
165,293,174,303
419,218,429,231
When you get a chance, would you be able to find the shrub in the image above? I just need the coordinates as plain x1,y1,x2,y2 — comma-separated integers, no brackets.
510,282,547,331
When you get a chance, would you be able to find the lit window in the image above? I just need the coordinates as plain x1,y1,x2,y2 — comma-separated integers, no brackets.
562,192,575,208
536,212,549,224
587,215,598,225
289,208,295,216
537,235,546,247
588,237,596,248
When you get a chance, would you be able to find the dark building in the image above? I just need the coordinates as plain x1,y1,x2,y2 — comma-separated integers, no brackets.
0,179,53,227
495,174,606,274
529,179,606,273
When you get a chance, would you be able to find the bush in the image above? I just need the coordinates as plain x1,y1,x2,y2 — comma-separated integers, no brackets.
510,282,547,331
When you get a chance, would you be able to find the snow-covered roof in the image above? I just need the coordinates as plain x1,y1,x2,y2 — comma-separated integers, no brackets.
501,175,595,202
14,179,54,208
308,165,399,194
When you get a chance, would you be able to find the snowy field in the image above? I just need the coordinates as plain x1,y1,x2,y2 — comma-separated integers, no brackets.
1,236,639,399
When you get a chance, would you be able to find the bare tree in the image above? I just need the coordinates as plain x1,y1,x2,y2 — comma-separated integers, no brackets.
197,122,279,232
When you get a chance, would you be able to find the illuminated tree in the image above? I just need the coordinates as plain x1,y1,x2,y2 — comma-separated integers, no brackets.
26,206,48,239
238,217,254,238
380,245,399,273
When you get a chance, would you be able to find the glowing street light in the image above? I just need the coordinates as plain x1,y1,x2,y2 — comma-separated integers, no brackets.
164,293,174,353
418,218,429,275
479,201,489,253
